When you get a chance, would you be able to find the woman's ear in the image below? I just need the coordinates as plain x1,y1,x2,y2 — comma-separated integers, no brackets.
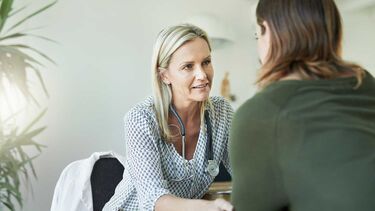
158,67,171,85
257,20,268,36
262,21,270,35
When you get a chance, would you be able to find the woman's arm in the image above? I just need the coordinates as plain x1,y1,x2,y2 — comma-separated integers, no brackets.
155,194,233,211
124,107,233,211
217,97,234,175
230,95,287,211
122,108,171,210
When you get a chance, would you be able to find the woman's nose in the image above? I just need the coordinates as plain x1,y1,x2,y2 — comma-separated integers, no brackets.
195,66,207,80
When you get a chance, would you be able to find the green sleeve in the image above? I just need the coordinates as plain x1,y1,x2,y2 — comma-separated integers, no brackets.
229,95,288,211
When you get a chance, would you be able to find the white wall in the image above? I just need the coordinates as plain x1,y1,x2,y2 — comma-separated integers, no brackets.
13,0,375,210
342,8,375,72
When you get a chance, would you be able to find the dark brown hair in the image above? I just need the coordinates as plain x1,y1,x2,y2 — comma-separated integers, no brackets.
256,0,364,87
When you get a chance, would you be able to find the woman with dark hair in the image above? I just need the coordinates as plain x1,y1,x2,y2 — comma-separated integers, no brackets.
230,0,375,210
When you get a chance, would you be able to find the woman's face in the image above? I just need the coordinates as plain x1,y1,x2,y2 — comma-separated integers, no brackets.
161,37,213,104
256,21,271,64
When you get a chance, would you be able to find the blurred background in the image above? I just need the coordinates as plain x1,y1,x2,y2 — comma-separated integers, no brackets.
3,0,374,210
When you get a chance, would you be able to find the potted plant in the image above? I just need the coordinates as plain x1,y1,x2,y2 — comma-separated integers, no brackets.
0,0,56,210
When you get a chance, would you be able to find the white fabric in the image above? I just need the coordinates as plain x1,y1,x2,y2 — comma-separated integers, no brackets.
50,151,125,211
103,96,233,211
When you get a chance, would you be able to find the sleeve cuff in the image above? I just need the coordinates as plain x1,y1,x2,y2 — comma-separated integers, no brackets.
147,188,171,211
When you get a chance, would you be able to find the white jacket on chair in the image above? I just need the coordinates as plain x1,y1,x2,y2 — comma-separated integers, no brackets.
50,151,125,211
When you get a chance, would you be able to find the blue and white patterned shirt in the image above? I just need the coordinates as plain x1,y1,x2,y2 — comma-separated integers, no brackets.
104,96,233,211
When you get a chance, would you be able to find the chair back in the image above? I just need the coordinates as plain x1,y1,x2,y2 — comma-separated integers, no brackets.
91,157,124,211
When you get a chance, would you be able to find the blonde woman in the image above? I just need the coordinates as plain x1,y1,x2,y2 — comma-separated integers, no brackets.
230,0,375,210
104,24,233,211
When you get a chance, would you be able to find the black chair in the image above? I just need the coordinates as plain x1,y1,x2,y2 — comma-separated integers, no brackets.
91,157,124,211
214,162,231,182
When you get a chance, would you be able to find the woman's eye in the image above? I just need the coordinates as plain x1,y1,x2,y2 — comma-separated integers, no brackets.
182,64,193,71
203,60,211,66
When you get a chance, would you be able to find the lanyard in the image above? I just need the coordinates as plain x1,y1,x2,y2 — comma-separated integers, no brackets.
204,110,213,161
170,104,219,177
204,110,219,177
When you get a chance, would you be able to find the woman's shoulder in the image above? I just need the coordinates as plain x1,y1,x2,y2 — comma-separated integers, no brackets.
235,83,299,122
210,95,228,104
209,96,233,111
209,96,234,124
124,96,156,123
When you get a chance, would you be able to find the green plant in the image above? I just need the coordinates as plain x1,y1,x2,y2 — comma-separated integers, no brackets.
0,0,56,210
0,110,47,210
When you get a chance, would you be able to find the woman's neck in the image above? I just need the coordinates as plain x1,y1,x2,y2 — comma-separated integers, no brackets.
171,100,200,124
280,70,356,81
280,72,303,81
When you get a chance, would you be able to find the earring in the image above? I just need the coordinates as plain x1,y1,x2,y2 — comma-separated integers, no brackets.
254,32,259,40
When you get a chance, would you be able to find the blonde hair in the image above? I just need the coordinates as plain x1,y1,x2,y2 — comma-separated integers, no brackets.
255,0,365,88
151,23,212,142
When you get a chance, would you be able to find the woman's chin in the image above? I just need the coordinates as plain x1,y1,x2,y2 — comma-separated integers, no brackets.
192,93,210,102
189,87,211,102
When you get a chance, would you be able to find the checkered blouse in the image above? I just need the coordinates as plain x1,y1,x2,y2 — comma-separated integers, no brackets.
103,96,233,211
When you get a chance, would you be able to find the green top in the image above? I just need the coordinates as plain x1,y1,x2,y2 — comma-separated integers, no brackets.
230,72,375,211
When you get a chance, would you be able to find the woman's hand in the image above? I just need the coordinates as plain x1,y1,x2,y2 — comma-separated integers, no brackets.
155,195,234,211
208,198,234,211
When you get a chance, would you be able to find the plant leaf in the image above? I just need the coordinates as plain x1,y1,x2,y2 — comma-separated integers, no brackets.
8,44,56,65
0,0,13,33
28,34,58,44
26,63,50,97
2,200,15,210
19,108,47,135
17,127,47,144
0,32,58,44
7,0,57,32
8,4,27,17
0,32,27,41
